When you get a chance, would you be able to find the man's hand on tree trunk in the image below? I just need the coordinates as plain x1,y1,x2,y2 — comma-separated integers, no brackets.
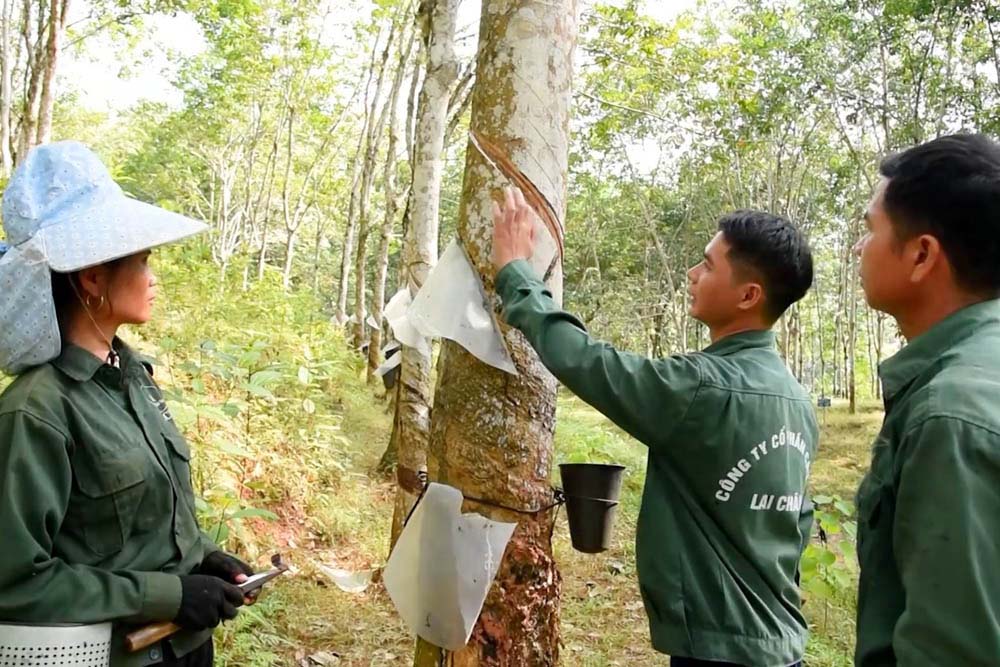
492,187,536,272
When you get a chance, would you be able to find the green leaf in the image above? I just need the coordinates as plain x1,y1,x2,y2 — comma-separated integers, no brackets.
250,369,283,386
230,507,279,521
843,521,858,540
804,577,834,600
298,366,311,385
244,383,276,400
213,523,229,544
812,494,833,505
834,500,855,516
240,349,263,366
303,398,316,414
215,441,254,458
179,360,202,375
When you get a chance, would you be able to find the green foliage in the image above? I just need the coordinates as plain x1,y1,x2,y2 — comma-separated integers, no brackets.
130,243,375,558
801,495,858,604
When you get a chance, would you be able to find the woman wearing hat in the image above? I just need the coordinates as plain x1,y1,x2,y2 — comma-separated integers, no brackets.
0,142,253,666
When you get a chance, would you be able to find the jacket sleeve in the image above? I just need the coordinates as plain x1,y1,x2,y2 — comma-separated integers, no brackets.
0,410,182,624
496,259,702,450
891,415,1000,665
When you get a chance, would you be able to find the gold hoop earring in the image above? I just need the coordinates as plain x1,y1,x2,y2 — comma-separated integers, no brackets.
85,294,106,310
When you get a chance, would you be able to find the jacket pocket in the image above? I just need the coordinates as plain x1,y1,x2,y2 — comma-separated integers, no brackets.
71,447,147,558
856,438,892,553
162,427,196,502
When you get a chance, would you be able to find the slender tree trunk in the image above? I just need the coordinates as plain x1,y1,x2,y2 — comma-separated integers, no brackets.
848,230,859,414
257,216,270,280
865,306,877,397
255,114,283,283
35,0,66,146
353,14,404,347
389,0,460,548
312,219,325,295
280,108,298,291
796,306,804,382
336,158,362,323
16,0,43,159
814,286,826,397
416,1,577,664
337,24,385,326
0,0,14,176
368,25,416,378
283,228,297,289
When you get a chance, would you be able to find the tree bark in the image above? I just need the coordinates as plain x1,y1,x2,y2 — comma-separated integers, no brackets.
16,0,44,160
336,153,363,323
0,0,14,176
35,0,66,146
847,224,859,413
353,14,404,347
416,1,577,665
388,0,460,548
337,23,386,326
368,23,417,378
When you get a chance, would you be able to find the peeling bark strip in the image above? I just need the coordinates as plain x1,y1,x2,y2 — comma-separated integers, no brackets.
469,130,564,260
418,1,578,666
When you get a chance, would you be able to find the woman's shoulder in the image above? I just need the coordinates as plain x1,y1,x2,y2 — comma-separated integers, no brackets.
0,362,71,423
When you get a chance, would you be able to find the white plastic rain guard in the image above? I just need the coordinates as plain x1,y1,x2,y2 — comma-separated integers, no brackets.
407,240,517,375
383,483,517,651
384,287,430,356
0,623,111,666
389,212,559,376
374,350,402,380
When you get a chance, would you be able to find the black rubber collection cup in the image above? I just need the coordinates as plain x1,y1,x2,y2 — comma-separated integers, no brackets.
559,463,626,554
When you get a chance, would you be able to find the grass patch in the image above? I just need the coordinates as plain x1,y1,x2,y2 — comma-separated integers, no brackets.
212,383,881,666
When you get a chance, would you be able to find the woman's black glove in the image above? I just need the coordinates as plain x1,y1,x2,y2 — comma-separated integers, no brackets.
174,574,244,630
196,550,254,582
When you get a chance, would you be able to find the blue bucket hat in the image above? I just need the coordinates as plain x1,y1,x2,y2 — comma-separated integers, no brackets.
0,141,208,374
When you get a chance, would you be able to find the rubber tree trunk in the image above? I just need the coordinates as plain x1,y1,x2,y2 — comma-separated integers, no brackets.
389,0,459,547
415,1,577,665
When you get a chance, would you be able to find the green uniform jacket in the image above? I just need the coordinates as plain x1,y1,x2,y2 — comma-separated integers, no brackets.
856,300,1000,666
0,341,218,666
497,261,817,667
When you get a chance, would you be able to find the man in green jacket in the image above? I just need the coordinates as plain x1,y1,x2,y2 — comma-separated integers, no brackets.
492,189,817,667
853,133,1000,666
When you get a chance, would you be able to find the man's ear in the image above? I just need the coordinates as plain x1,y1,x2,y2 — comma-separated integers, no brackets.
738,282,764,312
909,234,943,284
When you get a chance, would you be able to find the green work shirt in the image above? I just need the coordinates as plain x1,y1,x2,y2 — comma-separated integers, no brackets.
496,260,817,667
856,299,1000,667
0,341,217,666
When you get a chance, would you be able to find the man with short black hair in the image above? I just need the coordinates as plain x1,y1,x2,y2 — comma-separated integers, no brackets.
492,189,817,667
854,132,1000,666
